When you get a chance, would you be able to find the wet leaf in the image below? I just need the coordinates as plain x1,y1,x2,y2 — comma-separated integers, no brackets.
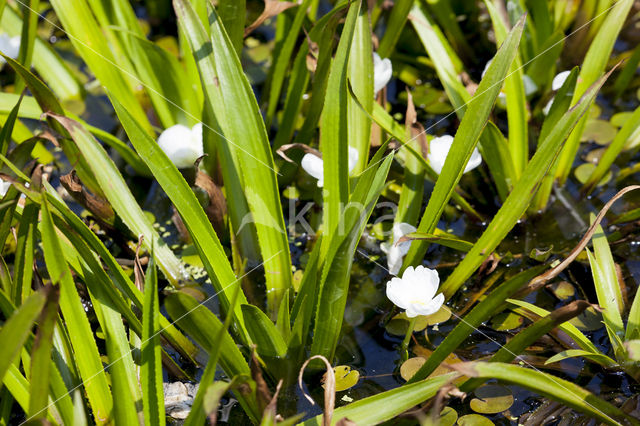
611,111,633,127
323,366,360,392
589,104,602,119
569,306,604,331
386,308,448,335
529,246,553,262
400,357,426,381
585,147,607,163
385,312,429,335
580,119,617,145
403,349,464,382
424,305,452,326
469,385,514,414
457,414,495,425
439,406,458,426
490,312,523,331
574,163,611,186
550,281,576,300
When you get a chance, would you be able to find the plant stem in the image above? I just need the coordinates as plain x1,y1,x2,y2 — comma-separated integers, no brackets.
401,317,417,361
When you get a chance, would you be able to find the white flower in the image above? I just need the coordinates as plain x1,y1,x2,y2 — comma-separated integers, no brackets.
0,178,11,197
373,52,392,94
157,123,203,169
427,135,482,175
380,222,417,275
542,71,572,116
542,98,554,116
0,34,20,66
552,70,571,91
386,265,445,318
301,146,358,187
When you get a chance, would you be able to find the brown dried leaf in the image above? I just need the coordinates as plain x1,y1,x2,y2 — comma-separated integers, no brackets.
299,355,335,426
262,379,283,422
195,171,227,237
276,143,322,163
405,89,428,157
444,361,480,377
251,348,272,413
59,170,115,226
244,1,299,37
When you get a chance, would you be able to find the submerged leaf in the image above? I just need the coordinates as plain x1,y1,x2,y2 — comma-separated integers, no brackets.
400,357,425,381
469,385,514,414
575,163,611,186
457,414,495,425
581,119,617,145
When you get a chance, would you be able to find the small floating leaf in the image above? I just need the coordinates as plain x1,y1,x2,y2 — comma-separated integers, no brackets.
569,306,604,331
580,119,617,145
400,357,426,381
585,147,607,163
469,384,514,414
574,163,611,186
457,414,495,425
610,111,633,127
408,348,465,382
439,406,458,426
323,365,360,392
529,246,553,262
588,104,602,119
550,281,576,300
385,312,430,335
491,312,524,331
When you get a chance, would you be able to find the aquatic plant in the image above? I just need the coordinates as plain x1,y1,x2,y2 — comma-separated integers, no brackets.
0,0,639,424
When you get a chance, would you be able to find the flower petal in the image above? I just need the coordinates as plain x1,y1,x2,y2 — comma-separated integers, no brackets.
465,146,483,173
392,222,416,256
427,135,454,175
542,97,554,116
348,146,359,173
427,134,482,174
373,52,392,94
380,241,391,255
392,222,417,243
411,292,445,317
386,277,409,309
405,305,420,318
552,70,571,91
301,153,324,187
0,34,20,65
386,245,404,276
0,178,11,197
481,59,492,78
157,124,202,168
